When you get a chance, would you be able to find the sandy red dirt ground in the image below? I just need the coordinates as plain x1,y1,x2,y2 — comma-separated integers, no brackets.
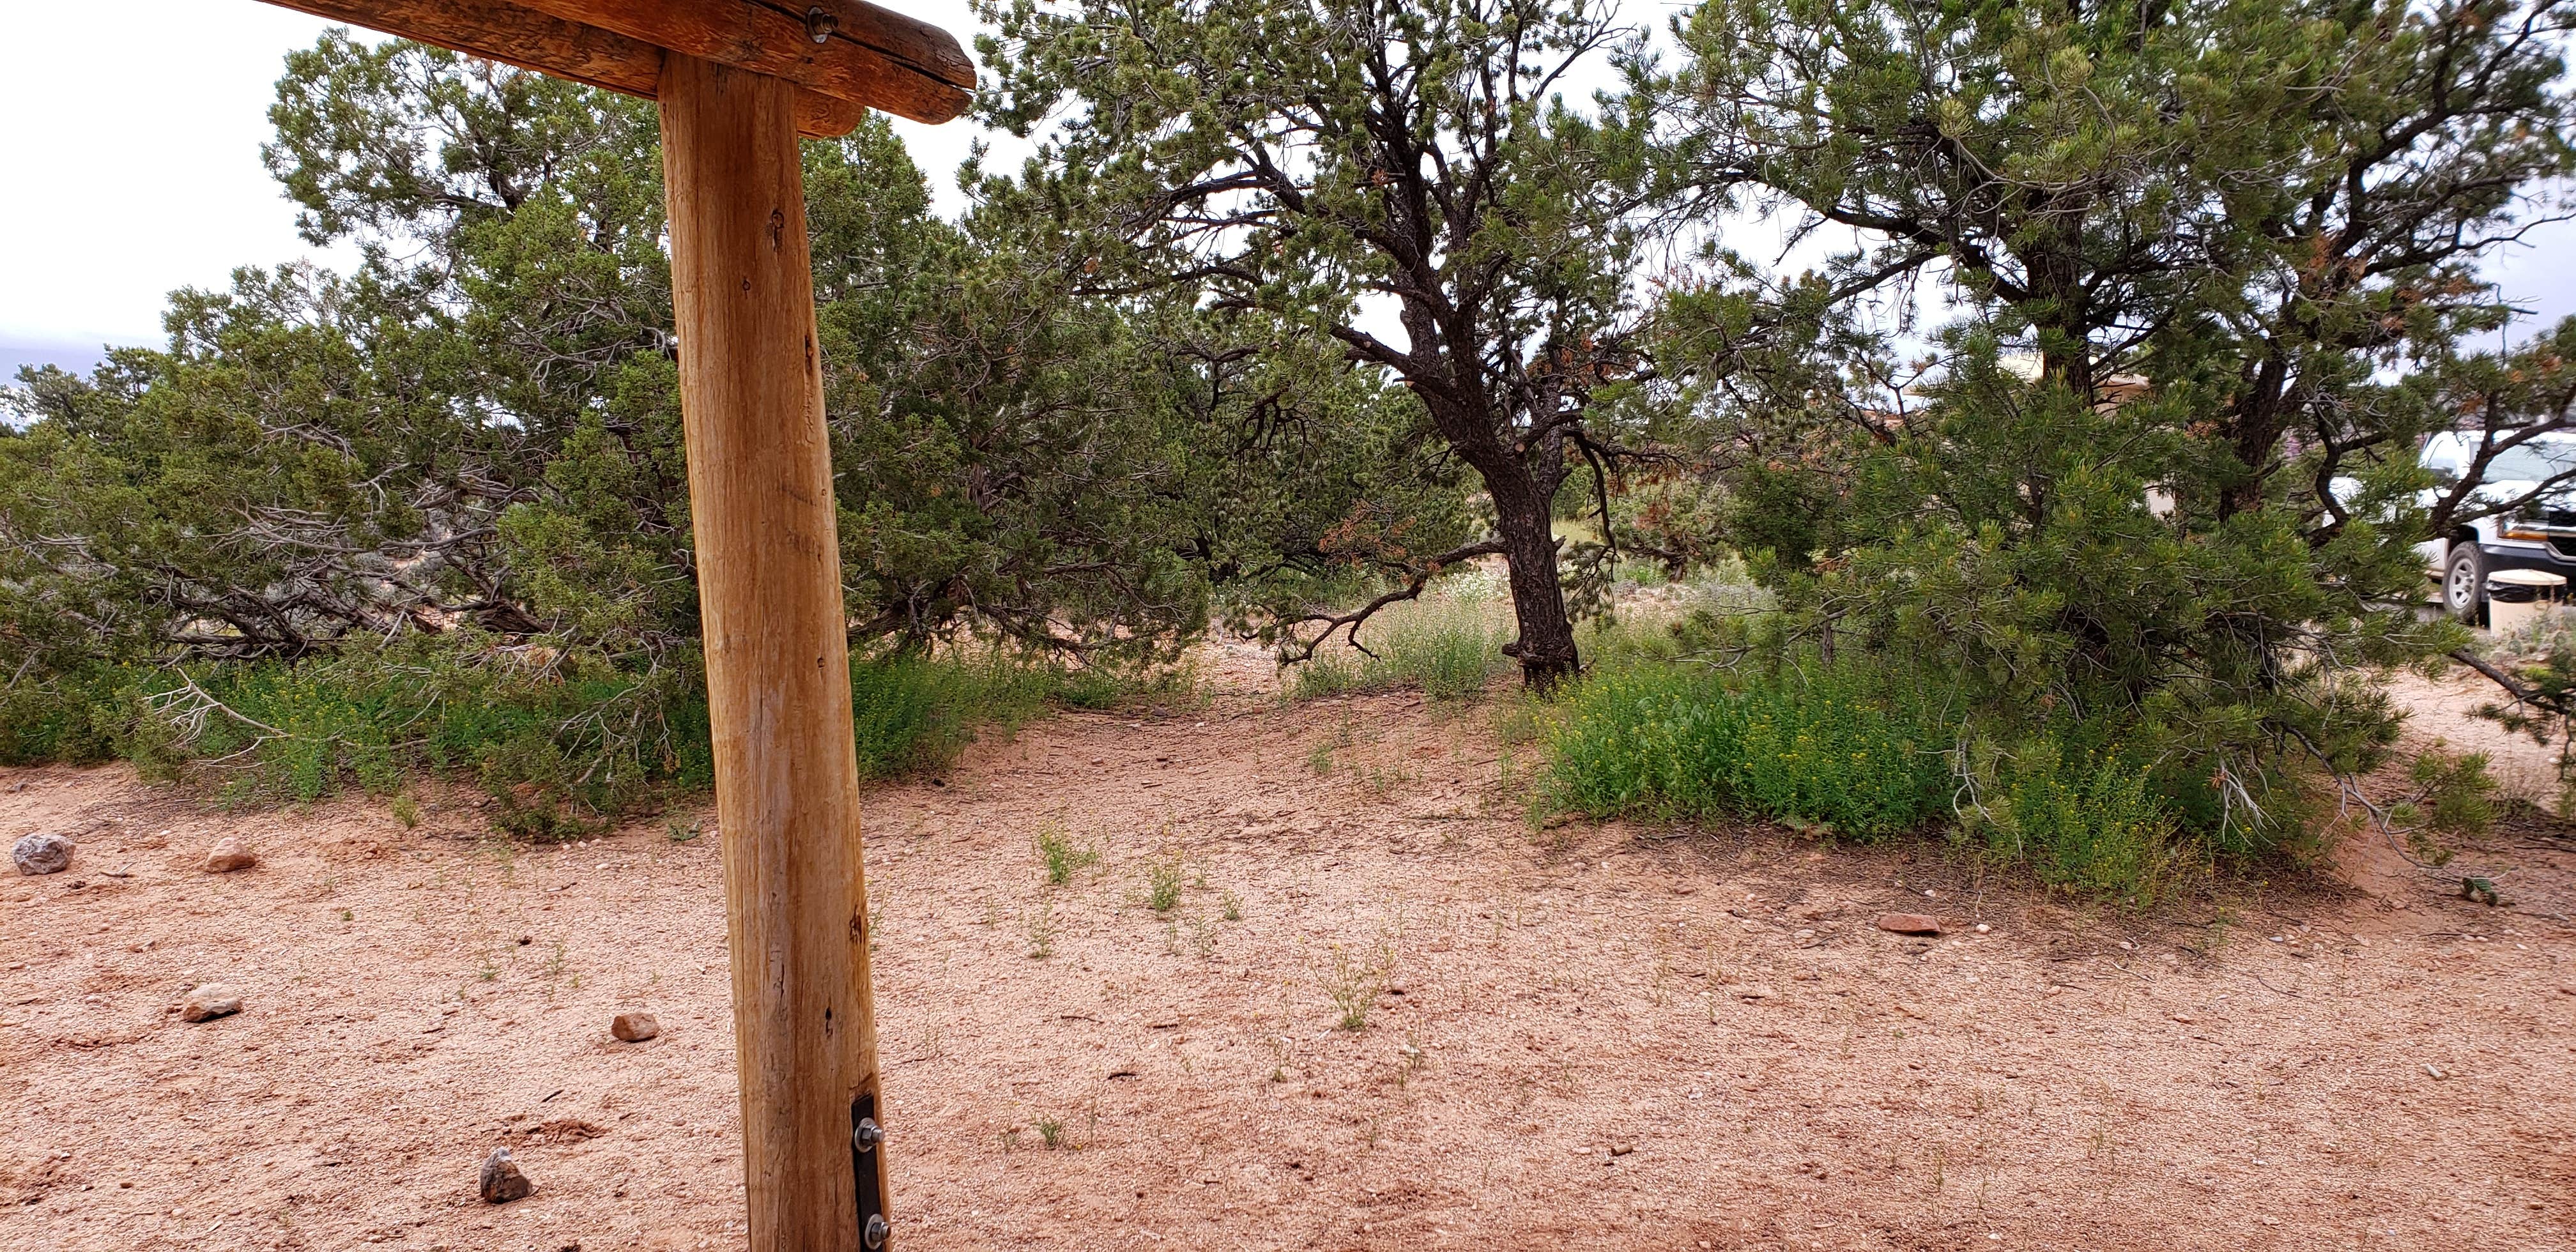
3,655,2574,1251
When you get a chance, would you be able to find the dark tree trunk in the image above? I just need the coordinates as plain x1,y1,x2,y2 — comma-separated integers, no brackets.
2218,353,2293,521
2028,233,2095,405
1486,464,1581,690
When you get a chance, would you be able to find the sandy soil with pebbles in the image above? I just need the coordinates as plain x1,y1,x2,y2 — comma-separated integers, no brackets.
3,650,2574,1251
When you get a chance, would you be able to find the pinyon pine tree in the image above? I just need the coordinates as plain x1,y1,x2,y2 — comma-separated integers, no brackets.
978,0,1659,687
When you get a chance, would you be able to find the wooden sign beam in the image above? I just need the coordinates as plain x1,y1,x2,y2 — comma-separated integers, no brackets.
264,0,973,132
248,1,970,1246
513,0,973,124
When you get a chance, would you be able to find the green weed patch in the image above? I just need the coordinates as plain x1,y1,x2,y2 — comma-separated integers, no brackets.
1545,660,2195,901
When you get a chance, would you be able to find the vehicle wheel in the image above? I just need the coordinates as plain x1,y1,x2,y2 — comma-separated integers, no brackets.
2444,543,2488,625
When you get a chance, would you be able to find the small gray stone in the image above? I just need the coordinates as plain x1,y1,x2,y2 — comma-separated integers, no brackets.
12,832,72,876
479,1147,532,1203
180,984,241,1023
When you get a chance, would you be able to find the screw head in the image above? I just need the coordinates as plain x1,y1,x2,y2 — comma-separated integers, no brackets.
804,6,838,43
863,1213,890,1248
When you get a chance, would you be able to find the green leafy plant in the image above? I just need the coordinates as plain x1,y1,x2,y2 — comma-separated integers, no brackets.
1035,824,1097,886
1961,737,2184,903
1144,853,1184,912
1548,657,2199,900
1547,660,1951,841
2387,747,2500,867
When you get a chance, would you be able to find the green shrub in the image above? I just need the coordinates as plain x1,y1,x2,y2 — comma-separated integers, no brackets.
1961,737,2183,902
1547,660,1950,839
0,634,1156,837
1547,657,2197,900
0,667,144,766
848,652,1075,779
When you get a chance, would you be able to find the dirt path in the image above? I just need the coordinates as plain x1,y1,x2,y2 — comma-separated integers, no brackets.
4,661,2575,1251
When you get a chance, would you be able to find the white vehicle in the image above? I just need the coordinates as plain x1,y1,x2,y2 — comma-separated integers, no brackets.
2418,429,2576,621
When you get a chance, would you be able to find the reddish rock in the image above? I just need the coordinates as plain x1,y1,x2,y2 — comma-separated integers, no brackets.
180,984,241,1023
611,1011,661,1042
201,837,257,873
1877,912,1943,935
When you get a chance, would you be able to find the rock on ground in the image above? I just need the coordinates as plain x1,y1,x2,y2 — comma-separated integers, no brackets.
201,837,257,873
179,984,241,1023
1876,912,1944,935
611,1011,661,1042
479,1147,532,1203
12,831,72,876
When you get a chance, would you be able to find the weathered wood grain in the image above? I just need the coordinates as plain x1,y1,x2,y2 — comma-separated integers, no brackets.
259,0,868,135
660,49,888,1249
514,0,974,123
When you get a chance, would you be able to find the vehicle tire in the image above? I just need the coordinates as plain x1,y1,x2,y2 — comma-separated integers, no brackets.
2444,543,2488,626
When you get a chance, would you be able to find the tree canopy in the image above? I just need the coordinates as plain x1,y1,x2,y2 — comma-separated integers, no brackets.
979,0,1657,686
1,32,1457,682
1649,0,2576,845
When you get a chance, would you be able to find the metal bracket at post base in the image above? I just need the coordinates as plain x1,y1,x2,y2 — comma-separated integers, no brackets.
852,1096,887,1248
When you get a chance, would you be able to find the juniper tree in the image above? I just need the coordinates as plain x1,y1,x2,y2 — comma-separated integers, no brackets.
1652,0,2576,842
978,0,1657,687
3,32,1446,681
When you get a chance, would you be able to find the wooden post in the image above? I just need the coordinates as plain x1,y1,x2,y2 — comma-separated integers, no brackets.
659,50,887,1250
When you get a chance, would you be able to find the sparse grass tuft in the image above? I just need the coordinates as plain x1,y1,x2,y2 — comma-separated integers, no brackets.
1322,942,1393,1031
389,794,421,828
1036,823,1098,885
1144,851,1184,912
1288,588,1510,700
1025,899,1057,959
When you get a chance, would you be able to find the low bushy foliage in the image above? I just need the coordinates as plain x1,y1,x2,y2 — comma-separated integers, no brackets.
1547,662,1949,839
1547,657,2200,901
0,634,1145,837
847,652,1080,780
0,666,151,767
1958,737,2184,902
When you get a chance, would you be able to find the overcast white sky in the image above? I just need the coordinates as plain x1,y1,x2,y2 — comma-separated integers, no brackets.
0,0,993,378
3,0,2573,381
